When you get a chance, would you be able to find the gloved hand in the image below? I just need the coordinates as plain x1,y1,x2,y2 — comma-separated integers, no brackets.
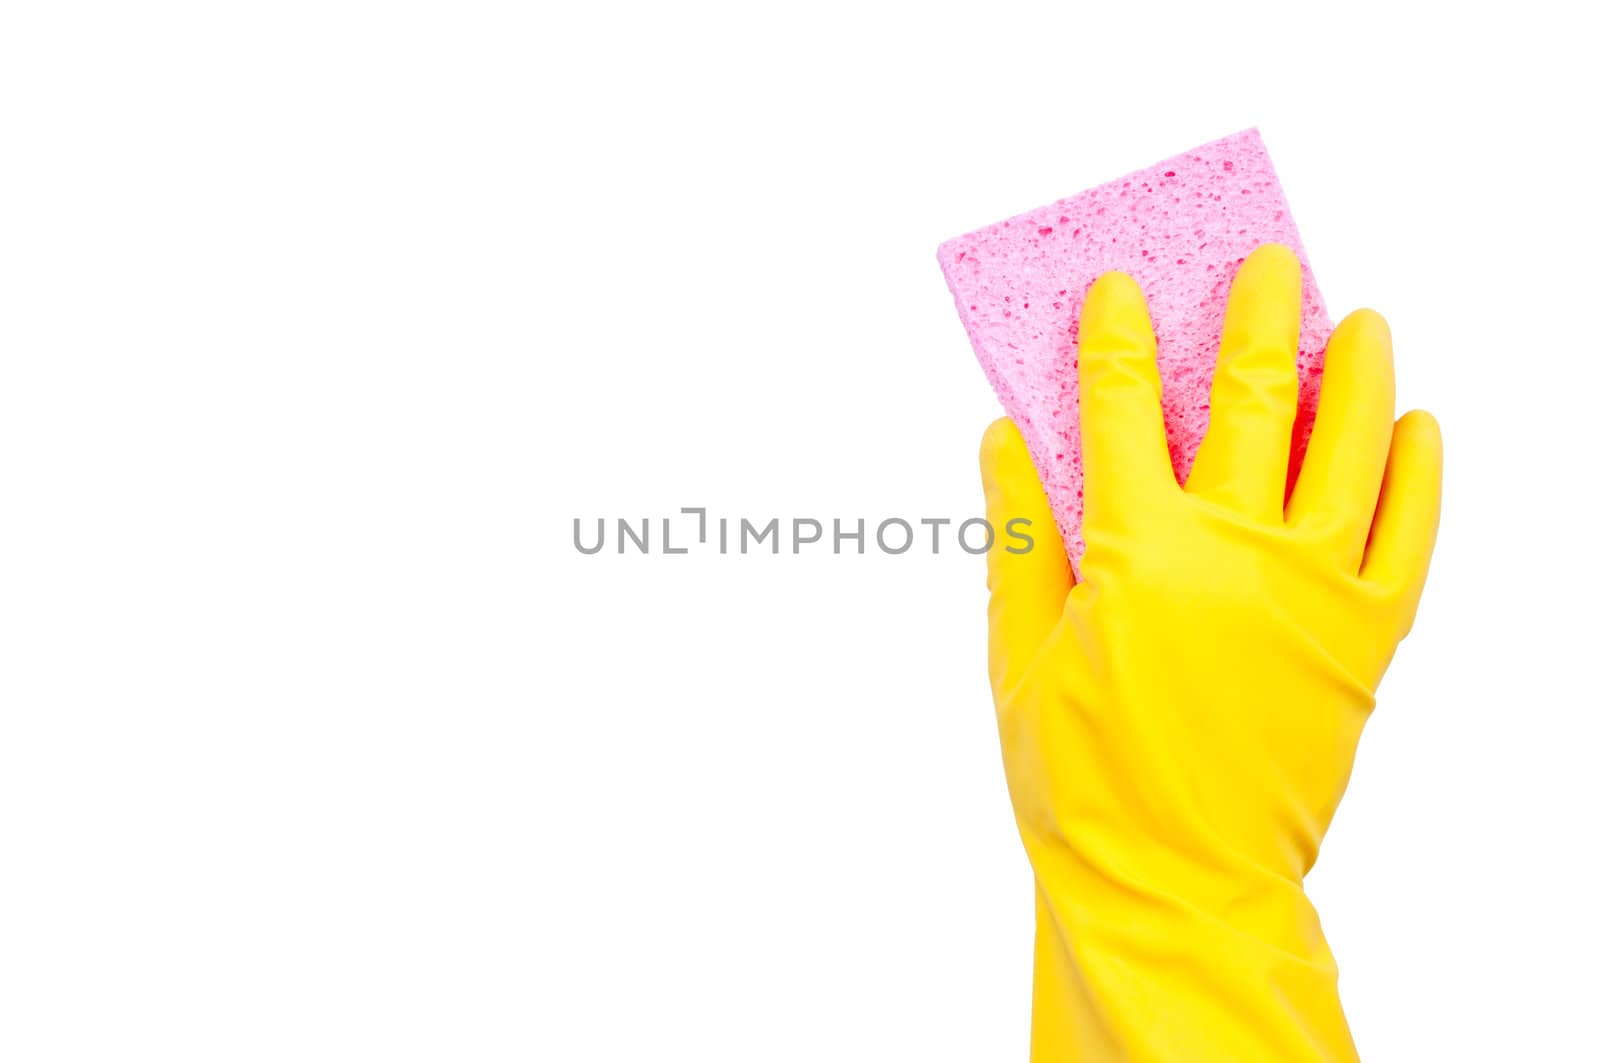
978,244,1442,1061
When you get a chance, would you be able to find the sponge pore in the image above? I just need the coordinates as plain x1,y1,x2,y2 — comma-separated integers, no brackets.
938,129,1331,571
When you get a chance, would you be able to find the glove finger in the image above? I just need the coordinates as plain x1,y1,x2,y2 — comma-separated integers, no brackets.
1076,271,1175,536
1184,243,1303,521
1287,308,1396,568
1361,410,1443,635
980,417,1071,696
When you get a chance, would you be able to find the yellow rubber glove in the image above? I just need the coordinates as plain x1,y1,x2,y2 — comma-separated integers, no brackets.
979,243,1442,1061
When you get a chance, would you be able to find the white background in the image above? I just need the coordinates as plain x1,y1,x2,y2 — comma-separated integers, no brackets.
2,2,1595,1059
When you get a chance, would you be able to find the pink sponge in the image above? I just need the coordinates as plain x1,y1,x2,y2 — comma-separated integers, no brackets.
938,129,1331,571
